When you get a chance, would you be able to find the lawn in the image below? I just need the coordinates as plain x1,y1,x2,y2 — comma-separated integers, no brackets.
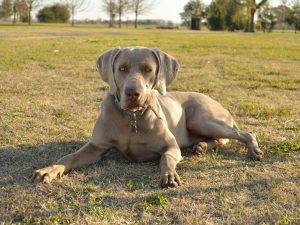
0,24,299,224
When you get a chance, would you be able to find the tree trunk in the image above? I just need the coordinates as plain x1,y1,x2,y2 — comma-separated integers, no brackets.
28,5,32,25
13,13,16,25
13,5,16,25
249,10,255,32
71,8,74,26
109,13,115,27
118,11,122,28
134,11,138,28
245,8,255,32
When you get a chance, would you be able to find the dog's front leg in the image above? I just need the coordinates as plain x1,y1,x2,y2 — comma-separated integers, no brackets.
160,146,182,188
31,142,108,183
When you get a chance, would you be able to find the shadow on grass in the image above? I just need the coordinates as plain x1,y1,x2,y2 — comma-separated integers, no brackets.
0,141,85,185
0,141,161,188
1,141,299,224
0,140,298,187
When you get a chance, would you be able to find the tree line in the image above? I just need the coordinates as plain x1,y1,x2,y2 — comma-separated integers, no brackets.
102,0,153,28
181,0,300,32
0,0,83,25
1,0,299,32
0,0,154,27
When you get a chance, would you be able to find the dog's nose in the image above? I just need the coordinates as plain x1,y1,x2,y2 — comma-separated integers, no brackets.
125,88,140,100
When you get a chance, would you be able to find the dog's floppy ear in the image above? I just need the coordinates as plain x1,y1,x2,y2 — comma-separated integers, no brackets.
151,48,180,95
96,47,121,94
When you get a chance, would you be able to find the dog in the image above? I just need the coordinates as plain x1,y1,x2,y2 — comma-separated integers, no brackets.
31,47,263,188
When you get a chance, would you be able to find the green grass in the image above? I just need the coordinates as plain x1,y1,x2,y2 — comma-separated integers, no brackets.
139,194,168,209
0,24,299,224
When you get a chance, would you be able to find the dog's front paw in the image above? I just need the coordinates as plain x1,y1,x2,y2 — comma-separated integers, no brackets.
160,169,182,188
31,165,65,184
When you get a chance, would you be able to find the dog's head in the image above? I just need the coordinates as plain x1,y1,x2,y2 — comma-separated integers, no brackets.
96,47,179,111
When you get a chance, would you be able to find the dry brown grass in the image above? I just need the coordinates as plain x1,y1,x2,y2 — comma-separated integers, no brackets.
0,24,299,224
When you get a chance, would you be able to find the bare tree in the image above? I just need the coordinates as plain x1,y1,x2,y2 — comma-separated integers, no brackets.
65,0,87,26
116,0,129,28
23,0,40,25
12,0,27,24
130,0,154,28
102,0,117,27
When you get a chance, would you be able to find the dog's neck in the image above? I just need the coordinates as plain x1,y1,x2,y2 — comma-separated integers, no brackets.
113,95,148,133
112,94,162,133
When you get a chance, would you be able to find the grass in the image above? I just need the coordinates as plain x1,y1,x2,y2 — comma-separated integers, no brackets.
0,24,299,224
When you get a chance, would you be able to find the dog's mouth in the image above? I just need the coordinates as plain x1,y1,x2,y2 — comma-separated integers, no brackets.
120,95,149,112
122,101,145,112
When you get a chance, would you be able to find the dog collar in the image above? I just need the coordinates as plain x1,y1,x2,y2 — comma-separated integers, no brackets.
113,95,148,133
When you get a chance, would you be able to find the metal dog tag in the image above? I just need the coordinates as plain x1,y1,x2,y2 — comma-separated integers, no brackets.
130,112,138,133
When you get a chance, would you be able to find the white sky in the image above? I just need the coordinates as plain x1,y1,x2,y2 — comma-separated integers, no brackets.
44,0,281,23
75,0,210,22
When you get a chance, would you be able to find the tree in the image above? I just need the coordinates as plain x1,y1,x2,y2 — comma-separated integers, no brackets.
258,2,277,32
130,0,154,28
102,0,117,27
24,0,40,25
37,3,70,23
274,1,293,31
18,0,41,25
285,0,300,33
206,0,228,30
236,0,268,32
226,0,246,31
12,0,19,24
180,0,206,27
11,0,30,23
116,0,129,28
0,0,12,19
65,0,87,26
206,0,246,31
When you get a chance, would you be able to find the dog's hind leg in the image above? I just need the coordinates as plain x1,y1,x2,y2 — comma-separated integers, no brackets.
187,115,263,160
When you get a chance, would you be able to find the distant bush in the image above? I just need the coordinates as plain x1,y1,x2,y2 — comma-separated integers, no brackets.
37,4,70,23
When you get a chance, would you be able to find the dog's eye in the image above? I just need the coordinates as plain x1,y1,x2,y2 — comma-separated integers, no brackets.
119,66,126,72
145,67,152,73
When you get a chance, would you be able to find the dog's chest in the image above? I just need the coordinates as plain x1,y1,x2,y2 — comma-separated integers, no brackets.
124,134,162,162
110,116,164,162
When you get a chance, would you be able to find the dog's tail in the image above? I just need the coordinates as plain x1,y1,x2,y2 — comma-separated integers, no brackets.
233,120,239,130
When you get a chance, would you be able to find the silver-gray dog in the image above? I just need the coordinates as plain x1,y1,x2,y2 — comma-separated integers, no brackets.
31,47,263,188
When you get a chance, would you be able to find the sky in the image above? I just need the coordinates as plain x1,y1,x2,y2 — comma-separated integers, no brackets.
44,0,282,23
74,0,206,23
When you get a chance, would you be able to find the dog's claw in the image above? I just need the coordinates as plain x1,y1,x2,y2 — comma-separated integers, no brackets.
160,170,182,188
